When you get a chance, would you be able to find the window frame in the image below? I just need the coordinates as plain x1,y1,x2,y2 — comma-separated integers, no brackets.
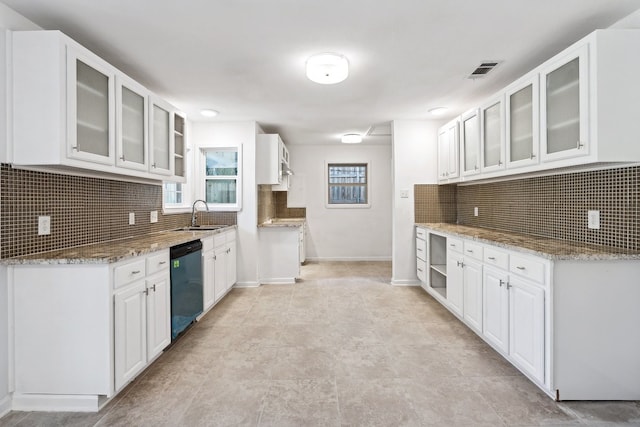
325,161,371,209
199,146,243,212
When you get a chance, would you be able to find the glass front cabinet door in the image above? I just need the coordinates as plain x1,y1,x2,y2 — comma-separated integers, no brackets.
116,76,149,171
506,75,539,169
540,44,589,162
460,109,480,177
67,47,115,165
149,97,174,176
480,96,505,173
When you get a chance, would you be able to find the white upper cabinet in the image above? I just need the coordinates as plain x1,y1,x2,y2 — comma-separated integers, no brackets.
506,74,539,169
11,30,183,182
149,97,174,176
540,44,589,162
257,134,290,188
173,114,187,182
116,75,149,171
67,47,115,165
480,96,505,173
439,29,640,184
437,118,459,182
460,109,480,177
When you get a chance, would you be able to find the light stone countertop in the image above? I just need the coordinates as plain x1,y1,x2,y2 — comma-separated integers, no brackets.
3,225,237,265
258,218,306,228
416,223,640,261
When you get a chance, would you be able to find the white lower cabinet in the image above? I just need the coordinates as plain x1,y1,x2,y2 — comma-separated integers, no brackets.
482,266,509,354
508,275,545,383
445,251,464,317
462,258,483,333
202,230,237,314
113,251,171,392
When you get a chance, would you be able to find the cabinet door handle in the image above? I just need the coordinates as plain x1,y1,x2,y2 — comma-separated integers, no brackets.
488,256,496,260
152,163,157,168
71,146,78,151
499,279,505,287
143,288,149,296
506,283,512,289
466,249,473,253
213,256,217,261
417,268,423,273
577,140,584,149
119,155,125,161
449,243,456,247
131,270,141,275
417,248,424,252
456,261,464,268
151,284,156,292
516,266,526,270
530,153,536,159
159,261,167,265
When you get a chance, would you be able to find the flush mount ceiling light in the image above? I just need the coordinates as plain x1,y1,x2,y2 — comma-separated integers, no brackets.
200,109,219,118
306,53,349,84
428,107,448,116
341,133,362,144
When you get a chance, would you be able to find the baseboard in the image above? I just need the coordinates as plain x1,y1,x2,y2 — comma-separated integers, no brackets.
11,393,101,412
0,394,11,418
390,279,421,286
233,281,260,288
305,256,392,262
259,278,296,285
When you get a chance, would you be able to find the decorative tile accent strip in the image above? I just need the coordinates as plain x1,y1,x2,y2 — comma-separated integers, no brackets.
456,165,640,251
414,184,457,223
0,164,236,258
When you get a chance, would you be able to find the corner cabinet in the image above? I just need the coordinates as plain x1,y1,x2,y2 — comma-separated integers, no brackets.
256,133,291,190
437,119,459,183
11,30,184,182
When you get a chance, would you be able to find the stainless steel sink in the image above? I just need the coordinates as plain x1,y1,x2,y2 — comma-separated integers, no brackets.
173,225,228,231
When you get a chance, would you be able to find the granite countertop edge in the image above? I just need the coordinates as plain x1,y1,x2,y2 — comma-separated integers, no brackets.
258,218,306,228
415,223,640,261
3,225,238,266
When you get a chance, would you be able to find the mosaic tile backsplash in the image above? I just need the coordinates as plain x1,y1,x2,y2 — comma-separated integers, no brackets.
414,184,457,223
420,165,638,251
0,164,236,258
257,185,306,225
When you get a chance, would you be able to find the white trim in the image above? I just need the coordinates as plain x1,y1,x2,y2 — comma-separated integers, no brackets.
161,206,191,215
391,279,421,286
198,146,243,212
259,278,296,285
305,256,391,262
0,395,11,418
233,281,260,288
11,393,104,413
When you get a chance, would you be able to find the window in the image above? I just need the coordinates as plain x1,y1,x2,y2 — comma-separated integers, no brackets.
327,163,369,207
164,182,183,205
202,147,242,211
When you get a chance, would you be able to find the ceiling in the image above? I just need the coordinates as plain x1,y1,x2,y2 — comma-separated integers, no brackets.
3,0,640,145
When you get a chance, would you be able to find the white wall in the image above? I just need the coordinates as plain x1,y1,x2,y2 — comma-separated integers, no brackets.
0,3,42,415
391,120,440,285
288,143,392,261
191,121,260,286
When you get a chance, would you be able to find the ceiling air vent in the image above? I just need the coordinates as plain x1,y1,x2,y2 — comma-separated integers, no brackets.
468,61,502,79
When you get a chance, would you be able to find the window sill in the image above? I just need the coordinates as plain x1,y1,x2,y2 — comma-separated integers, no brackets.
325,203,371,209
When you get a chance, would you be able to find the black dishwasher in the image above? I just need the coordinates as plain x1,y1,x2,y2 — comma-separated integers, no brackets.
170,240,203,340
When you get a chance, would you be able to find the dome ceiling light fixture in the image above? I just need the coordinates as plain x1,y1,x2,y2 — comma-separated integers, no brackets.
200,109,219,118
428,107,448,116
306,53,349,84
341,133,362,144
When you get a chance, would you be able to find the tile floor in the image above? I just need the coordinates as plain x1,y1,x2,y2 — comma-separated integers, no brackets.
1,261,640,426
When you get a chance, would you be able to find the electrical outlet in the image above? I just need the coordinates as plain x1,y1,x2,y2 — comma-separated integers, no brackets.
588,210,600,229
129,212,135,225
38,215,51,235
400,189,409,198
150,210,158,223
474,207,479,217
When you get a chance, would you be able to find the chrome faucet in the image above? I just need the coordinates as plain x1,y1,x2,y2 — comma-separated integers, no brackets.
191,199,209,227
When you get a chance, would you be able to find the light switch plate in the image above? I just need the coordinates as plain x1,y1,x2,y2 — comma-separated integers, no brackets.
588,210,600,229
38,215,51,235
150,210,158,223
129,212,135,225
474,207,479,217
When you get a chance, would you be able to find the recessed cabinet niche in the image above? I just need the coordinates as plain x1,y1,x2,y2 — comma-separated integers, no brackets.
12,30,185,182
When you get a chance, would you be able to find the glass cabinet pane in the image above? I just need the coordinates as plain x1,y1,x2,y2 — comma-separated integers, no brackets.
463,115,479,173
152,105,170,170
76,60,109,157
483,102,501,167
510,85,533,162
121,86,145,165
546,57,580,154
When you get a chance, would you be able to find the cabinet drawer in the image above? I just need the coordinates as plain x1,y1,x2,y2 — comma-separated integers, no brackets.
416,227,427,240
201,236,214,252
416,258,426,283
484,247,509,270
214,233,227,248
114,259,146,289
225,229,236,242
447,237,463,253
463,241,483,260
510,254,545,283
146,250,169,275
416,238,427,261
